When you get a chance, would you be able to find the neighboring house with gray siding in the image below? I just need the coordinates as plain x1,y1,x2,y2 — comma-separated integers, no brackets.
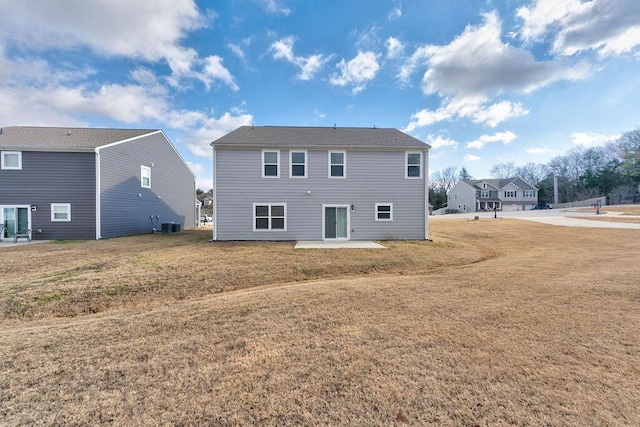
0,126,196,241
211,126,430,241
448,177,538,213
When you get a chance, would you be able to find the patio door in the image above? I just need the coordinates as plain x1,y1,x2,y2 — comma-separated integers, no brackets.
2,206,30,238
323,205,349,240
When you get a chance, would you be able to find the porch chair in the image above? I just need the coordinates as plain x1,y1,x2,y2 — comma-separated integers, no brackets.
13,228,32,243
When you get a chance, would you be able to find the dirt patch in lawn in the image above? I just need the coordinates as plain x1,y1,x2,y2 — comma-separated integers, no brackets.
1,219,639,425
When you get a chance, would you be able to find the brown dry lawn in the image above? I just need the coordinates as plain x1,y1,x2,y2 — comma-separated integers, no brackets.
1,219,639,425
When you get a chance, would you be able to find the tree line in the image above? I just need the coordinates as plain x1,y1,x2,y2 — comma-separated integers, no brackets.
430,128,640,210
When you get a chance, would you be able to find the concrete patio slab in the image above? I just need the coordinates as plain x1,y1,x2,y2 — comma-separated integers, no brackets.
0,240,51,249
295,241,386,249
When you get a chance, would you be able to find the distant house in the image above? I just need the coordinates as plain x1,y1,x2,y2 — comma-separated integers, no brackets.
211,126,430,241
198,190,214,217
0,126,196,240
448,177,538,212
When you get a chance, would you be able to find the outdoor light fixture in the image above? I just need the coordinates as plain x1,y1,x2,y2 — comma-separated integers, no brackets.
351,204,354,211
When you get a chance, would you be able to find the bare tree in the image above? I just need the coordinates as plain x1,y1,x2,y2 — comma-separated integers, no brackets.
430,166,458,193
490,162,517,179
516,163,549,187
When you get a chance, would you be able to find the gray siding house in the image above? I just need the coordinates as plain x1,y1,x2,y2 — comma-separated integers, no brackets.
0,126,196,241
211,126,430,241
448,177,539,212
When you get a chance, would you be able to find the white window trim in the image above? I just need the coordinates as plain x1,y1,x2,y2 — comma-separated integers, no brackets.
504,190,517,198
51,203,71,222
141,165,151,188
405,151,423,179
523,190,535,198
289,150,308,178
328,150,346,179
1,151,22,170
480,190,490,198
253,203,287,232
375,203,393,222
262,149,280,178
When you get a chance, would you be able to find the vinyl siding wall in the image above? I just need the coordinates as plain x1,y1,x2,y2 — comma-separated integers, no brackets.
98,132,195,238
0,151,96,240
215,148,427,240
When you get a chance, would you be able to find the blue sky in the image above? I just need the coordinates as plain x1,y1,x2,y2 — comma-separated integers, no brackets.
1,0,639,190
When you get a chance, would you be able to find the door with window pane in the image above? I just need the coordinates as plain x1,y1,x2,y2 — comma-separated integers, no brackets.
324,206,348,240
2,207,29,238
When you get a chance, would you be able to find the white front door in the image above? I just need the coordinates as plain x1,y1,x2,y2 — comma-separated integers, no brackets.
323,205,350,240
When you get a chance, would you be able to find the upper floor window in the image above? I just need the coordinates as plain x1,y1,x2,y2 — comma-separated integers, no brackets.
480,190,490,198
290,150,307,178
481,182,487,189
504,190,516,198
329,151,346,178
262,150,280,178
406,152,422,179
523,190,535,198
1,151,22,170
141,165,151,188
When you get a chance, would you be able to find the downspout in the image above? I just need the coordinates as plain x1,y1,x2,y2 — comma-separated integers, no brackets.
424,147,429,240
212,145,217,241
95,148,101,239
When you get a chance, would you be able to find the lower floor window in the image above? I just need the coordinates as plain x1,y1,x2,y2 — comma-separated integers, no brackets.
375,203,393,221
51,203,71,222
254,203,286,231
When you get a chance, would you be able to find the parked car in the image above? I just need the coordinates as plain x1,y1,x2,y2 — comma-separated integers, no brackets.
532,203,553,210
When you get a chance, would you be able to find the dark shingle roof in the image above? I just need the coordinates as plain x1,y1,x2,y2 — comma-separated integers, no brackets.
211,126,429,149
0,126,157,151
463,177,537,190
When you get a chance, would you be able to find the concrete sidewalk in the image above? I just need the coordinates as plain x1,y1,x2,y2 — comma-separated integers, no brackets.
295,241,386,249
518,216,640,229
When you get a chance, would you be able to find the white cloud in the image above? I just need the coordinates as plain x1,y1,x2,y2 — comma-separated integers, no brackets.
270,36,328,81
517,0,640,57
471,101,529,128
571,131,621,147
425,134,459,149
183,109,254,158
402,11,586,132
330,51,380,94
404,97,528,132
0,0,204,74
420,12,588,97
389,1,402,21
0,1,240,90
464,154,481,162
202,55,239,90
186,161,212,190
466,131,517,149
385,37,405,59
254,0,291,15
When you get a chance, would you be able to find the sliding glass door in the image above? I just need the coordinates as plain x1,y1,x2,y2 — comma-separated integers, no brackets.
324,205,349,240
2,206,30,239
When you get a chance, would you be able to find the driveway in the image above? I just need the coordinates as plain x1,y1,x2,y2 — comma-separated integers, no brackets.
430,208,640,229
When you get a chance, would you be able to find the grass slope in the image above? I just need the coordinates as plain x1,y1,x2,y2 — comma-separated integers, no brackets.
1,219,639,425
